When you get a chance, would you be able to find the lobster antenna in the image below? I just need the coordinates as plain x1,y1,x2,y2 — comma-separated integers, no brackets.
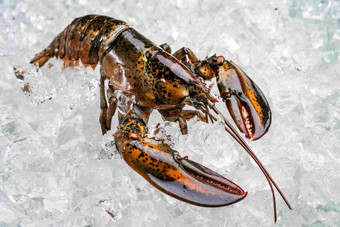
207,103,292,222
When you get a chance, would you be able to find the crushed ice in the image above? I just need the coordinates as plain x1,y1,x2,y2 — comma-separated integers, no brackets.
1,0,340,226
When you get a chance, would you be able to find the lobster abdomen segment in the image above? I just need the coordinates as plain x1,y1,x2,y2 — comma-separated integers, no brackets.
30,15,130,69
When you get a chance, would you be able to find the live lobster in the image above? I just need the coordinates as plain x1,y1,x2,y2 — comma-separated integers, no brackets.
27,15,292,222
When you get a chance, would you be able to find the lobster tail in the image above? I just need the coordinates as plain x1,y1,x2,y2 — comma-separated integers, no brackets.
30,15,130,69
30,46,55,67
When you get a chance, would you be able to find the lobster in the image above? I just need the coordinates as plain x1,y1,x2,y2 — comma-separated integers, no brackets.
28,15,292,222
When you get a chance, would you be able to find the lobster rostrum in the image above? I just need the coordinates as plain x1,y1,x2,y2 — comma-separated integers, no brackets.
29,15,292,222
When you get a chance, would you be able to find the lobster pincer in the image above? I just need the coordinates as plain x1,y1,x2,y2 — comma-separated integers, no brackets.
170,48,271,141
202,57,271,141
114,105,248,207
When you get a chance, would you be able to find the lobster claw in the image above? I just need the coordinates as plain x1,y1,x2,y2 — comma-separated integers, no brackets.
115,124,247,206
217,61,271,141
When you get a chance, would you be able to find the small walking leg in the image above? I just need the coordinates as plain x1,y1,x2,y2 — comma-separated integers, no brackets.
159,108,208,135
99,67,109,135
106,85,117,131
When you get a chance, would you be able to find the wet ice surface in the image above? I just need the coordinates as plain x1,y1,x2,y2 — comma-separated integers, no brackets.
1,0,340,226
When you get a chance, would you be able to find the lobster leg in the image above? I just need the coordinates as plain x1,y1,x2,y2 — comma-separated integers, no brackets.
115,104,248,207
106,84,117,131
159,109,207,135
181,109,207,122
158,108,189,134
99,67,119,135
99,68,110,134
157,46,208,134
